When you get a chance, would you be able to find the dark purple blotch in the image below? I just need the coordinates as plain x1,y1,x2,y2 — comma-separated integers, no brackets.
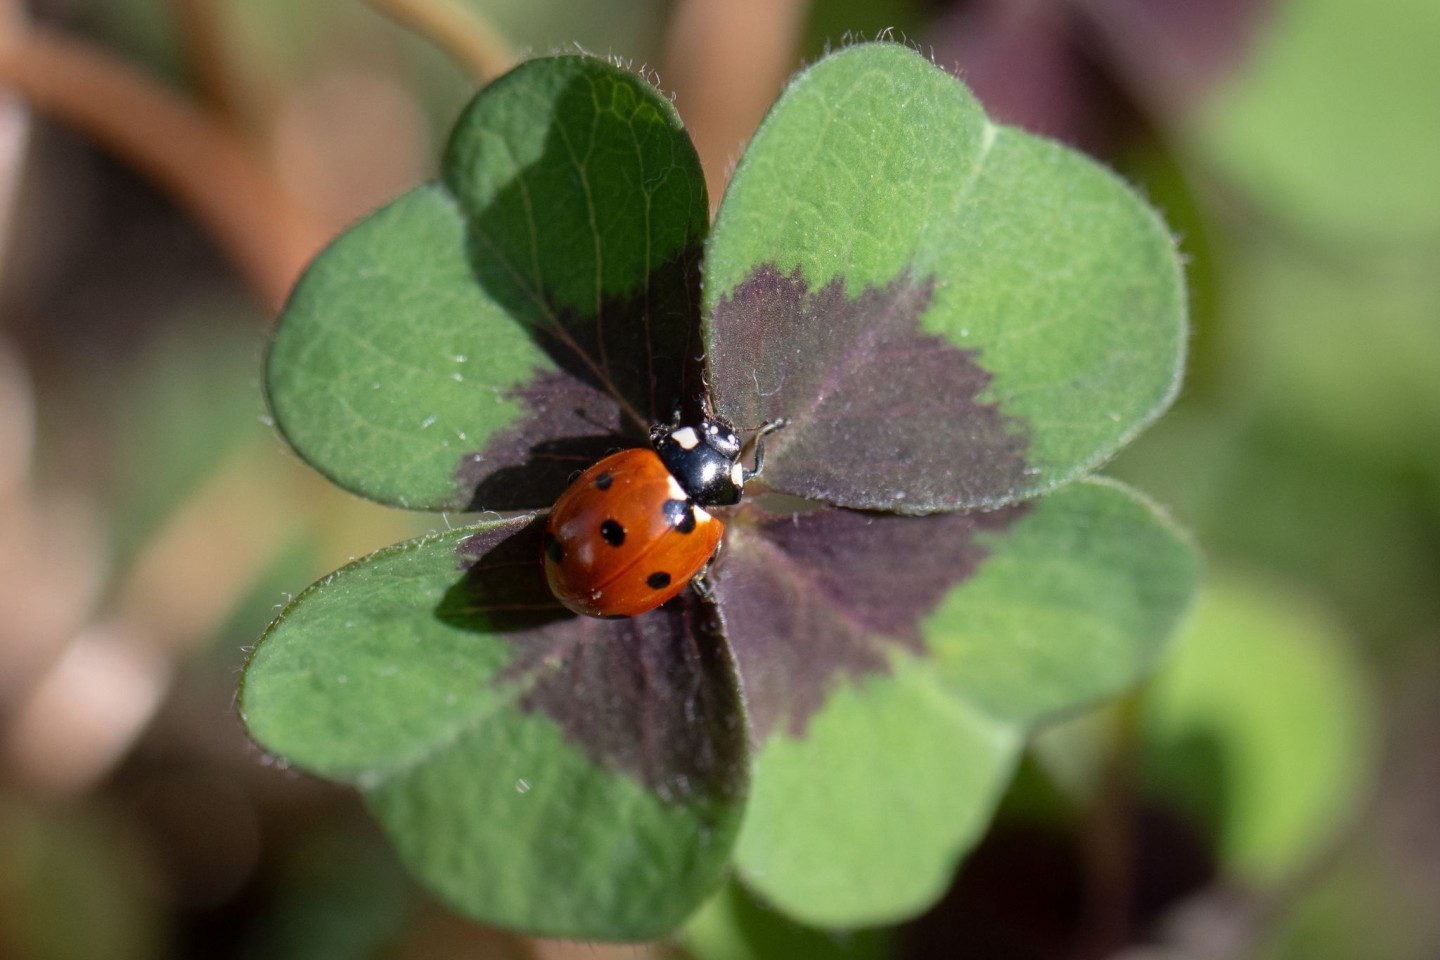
452,242,710,511
713,503,1029,739
503,241,707,431
465,207,708,433
929,0,1271,155
453,372,630,511
706,265,1030,513
444,520,747,803
1079,0,1271,111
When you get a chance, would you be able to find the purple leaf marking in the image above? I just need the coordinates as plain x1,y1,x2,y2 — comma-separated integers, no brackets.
929,0,1271,153
463,239,707,431
713,503,1029,740
707,265,1030,513
451,244,708,511
445,520,747,802
453,372,631,511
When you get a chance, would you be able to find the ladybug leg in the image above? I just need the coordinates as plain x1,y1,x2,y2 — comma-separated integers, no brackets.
651,403,685,448
690,540,725,602
692,572,716,602
741,418,787,482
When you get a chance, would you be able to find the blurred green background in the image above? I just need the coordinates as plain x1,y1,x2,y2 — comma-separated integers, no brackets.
0,0,1436,958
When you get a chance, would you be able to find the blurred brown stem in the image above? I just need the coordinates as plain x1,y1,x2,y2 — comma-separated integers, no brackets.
169,0,245,123
364,0,518,83
526,938,663,960
662,0,811,210
1074,696,1143,959
0,18,330,311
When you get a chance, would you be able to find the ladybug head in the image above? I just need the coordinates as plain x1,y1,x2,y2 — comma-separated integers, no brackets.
652,418,747,506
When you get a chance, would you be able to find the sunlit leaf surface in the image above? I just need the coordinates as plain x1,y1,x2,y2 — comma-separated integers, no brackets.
718,480,1198,924
250,46,1196,936
705,43,1186,512
242,517,748,938
267,57,707,511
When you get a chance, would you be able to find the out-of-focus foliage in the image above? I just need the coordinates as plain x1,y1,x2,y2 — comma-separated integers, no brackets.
683,880,890,960
235,826,415,960
1257,846,1440,960
0,799,164,960
1192,0,1440,241
1140,574,1374,886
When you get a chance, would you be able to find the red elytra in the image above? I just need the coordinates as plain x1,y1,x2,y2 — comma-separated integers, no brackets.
541,448,723,618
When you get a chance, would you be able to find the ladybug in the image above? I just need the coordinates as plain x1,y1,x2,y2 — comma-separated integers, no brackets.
542,418,782,618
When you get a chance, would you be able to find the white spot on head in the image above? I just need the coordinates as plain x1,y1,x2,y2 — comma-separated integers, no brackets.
667,475,687,500
731,462,745,486
673,426,700,450
706,423,718,434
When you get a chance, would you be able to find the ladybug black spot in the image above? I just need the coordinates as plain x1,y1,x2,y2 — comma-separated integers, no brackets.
543,532,564,564
594,472,613,490
600,519,626,546
662,499,697,534
646,571,672,589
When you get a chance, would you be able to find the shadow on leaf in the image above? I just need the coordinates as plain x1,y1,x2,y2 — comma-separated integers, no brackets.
438,516,570,632
453,373,632,512
439,517,749,801
445,65,710,511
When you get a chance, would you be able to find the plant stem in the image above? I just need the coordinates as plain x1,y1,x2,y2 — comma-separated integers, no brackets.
1075,695,1142,959
662,0,811,209
363,0,519,83
0,18,330,311
169,0,246,124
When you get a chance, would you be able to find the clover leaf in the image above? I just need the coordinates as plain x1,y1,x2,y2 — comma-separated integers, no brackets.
243,44,1198,938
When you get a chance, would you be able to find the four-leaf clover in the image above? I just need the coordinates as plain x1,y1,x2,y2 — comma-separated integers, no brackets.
241,43,1198,939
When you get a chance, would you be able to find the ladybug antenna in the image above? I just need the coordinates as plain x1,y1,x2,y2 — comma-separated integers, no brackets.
742,419,787,482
